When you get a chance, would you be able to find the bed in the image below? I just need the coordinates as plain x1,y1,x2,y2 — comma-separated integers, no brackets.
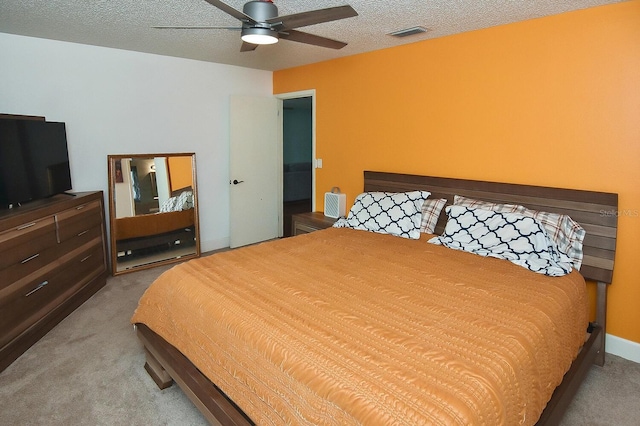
115,189,195,254
132,171,618,425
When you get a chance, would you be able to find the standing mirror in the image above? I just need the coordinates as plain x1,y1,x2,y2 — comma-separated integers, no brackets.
107,153,200,275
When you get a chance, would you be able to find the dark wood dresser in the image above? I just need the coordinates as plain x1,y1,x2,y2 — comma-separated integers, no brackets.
0,191,108,372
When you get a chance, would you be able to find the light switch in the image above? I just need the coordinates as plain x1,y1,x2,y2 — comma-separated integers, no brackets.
316,158,323,169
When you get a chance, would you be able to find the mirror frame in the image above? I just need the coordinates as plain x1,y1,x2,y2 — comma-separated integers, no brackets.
107,153,201,275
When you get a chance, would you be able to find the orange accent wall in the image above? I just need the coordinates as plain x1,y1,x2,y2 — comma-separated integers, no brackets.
274,1,640,345
167,156,193,193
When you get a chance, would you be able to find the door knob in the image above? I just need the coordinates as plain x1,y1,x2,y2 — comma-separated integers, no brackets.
231,179,244,185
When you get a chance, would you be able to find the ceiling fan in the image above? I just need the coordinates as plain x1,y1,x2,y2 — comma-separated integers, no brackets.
154,0,358,52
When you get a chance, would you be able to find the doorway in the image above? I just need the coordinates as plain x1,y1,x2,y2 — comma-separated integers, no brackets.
282,96,313,237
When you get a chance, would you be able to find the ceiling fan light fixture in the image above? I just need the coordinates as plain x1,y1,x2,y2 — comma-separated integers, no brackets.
155,1,357,52
241,27,279,45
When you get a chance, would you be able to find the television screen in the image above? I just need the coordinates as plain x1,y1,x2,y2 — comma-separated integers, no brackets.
0,119,72,209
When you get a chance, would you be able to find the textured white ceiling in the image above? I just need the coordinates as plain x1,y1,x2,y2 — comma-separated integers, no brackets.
0,0,626,71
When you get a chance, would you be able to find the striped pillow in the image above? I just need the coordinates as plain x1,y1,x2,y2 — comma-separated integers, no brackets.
420,198,447,234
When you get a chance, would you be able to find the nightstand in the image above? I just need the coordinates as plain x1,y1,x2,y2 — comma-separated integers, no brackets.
291,212,338,236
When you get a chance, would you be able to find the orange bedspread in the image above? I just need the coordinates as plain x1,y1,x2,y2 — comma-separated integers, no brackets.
132,227,588,425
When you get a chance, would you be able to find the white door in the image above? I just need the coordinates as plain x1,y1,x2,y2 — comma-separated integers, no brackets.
229,95,279,248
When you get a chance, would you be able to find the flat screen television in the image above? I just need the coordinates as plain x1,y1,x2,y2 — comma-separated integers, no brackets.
0,119,73,209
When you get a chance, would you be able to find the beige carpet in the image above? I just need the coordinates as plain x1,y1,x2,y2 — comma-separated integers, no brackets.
1,261,639,425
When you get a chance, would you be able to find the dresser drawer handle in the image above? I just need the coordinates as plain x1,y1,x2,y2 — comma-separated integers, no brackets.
77,230,89,237
76,205,86,210
80,254,92,263
17,222,37,231
25,281,49,297
21,253,40,264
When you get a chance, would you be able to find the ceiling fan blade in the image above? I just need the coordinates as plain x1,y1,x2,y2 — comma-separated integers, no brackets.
240,41,259,52
153,26,241,30
267,5,357,31
203,0,255,23
279,29,347,49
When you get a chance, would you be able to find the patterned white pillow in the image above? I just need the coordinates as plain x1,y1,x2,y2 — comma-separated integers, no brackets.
333,191,430,239
518,207,585,270
453,195,585,270
429,206,573,276
160,190,194,213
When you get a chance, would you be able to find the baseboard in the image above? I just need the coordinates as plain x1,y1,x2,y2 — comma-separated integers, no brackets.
606,333,640,363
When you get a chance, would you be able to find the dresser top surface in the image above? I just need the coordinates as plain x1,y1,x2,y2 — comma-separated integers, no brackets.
0,192,103,229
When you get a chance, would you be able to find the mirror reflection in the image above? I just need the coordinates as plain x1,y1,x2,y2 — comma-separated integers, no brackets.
108,153,200,275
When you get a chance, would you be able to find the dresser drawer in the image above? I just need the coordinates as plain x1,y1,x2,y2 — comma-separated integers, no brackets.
0,217,57,270
0,226,104,290
56,200,103,243
0,191,108,373
0,240,105,348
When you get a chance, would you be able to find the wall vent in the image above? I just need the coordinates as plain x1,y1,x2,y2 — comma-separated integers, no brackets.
388,26,429,38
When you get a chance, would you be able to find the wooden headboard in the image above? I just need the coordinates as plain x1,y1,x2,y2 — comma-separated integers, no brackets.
364,171,618,284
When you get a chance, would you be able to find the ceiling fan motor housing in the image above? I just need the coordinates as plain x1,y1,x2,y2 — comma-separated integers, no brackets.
156,0,356,51
241,0,279,41
243,1,278,22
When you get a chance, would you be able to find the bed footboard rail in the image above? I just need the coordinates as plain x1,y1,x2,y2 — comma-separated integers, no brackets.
136,324,254,426
536,280,608,425
536,322,603,425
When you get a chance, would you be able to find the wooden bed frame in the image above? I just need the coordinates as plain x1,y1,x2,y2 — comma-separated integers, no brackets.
136,171,618,426
115,186,196,254
115,208,195,254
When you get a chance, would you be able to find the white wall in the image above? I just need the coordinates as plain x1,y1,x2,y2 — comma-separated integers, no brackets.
0,32,273,252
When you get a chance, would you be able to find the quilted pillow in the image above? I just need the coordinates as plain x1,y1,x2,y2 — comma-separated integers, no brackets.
453,195,585,270
333,191,430,239
420,198,447,234
428,206,573,276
